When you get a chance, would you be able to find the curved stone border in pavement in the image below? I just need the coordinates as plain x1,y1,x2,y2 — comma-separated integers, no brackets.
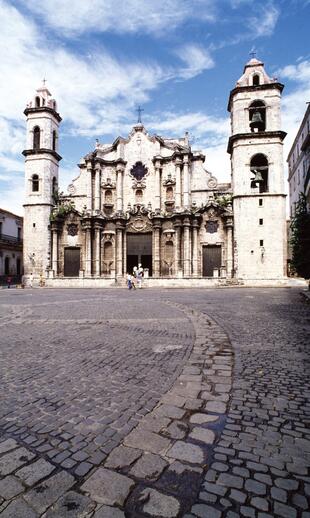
79,301,234,517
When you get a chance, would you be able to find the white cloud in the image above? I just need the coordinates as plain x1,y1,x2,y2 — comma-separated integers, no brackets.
175,45,215,80
248,2,280,37
20,0,217,36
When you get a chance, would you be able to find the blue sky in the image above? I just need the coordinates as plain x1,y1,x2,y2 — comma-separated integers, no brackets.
0,0,309,216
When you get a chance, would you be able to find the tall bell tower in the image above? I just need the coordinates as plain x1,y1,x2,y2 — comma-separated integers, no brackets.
23,82,62,282
228,57,287,280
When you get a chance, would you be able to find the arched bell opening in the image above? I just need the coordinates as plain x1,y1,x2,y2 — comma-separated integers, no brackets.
252,74,260,86
250,154,268,193
31,174,39,192
249,100,266,132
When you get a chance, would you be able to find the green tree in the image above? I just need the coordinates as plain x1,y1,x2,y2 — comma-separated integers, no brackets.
290,193,310,279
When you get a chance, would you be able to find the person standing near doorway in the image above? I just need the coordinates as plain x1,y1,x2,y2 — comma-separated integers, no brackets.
29,272,33,288
137,263,144,288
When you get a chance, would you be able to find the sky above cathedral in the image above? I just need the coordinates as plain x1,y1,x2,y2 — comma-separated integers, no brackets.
0,0,309,215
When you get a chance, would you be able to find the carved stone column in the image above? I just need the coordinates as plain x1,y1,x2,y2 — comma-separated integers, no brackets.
94,223,101,277
153,219,161,277
84,223,92,276
183,155,190,208
116,223,123,278
192,219,199,277
175,157,182,209
86,161,92,211
94,166,101,212
183,217,191,277
225,216,234,278
154,158,162,211
173,218,182,277
116,163,124,213
51,224,58,276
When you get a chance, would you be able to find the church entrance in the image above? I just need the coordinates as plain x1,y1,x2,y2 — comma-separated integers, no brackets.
202,245,221,277
127,233,152,276
64,247,80,277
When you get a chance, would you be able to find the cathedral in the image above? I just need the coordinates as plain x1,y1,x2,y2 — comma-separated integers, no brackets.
23,57,287,287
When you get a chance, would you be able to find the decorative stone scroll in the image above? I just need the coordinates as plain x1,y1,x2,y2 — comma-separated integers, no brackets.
67,223,78,236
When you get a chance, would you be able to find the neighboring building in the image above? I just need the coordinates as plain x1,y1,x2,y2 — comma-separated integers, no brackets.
287,103,310,215
23,57,287,286
0,208,23,282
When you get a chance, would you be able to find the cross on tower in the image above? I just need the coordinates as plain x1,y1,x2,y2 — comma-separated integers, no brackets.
249,47,257,59
42,78,47,86
136,106,144,124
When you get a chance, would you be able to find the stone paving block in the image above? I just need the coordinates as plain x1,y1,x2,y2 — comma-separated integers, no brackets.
81,467,134,506
124,428,171,455
0,498,39,518
0,447,36,476
245,479,267,495
212,462,229,472
0,476,25,499
205,401,227,413
275,477,299,490
16,458,55,486
140,488,180,517
199,491,217,503
190,413,219,424
203,481,227,496
154,404,186,419
139,415,171,433
189,427,215,444
44,490,96,517
292,494,308,510
271,486,287,503
24,471,75,514
240,506,255,517
162,421,188,439
191,504,222,517
74,462,93,477
93,505,126,517
217,473,244,489
274,501,297,518
166,441,204,464
105,445,142,469
229,489,246,503
251,497,269,511
129,452,168,480
0,439,19,454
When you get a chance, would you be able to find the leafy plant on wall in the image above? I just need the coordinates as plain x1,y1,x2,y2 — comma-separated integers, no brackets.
290,193,310,279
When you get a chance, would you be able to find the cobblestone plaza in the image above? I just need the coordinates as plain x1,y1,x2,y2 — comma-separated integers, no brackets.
0,288,309,517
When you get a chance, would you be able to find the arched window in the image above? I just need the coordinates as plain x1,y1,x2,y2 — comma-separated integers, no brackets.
33,126,40,150
103,241,113,275
32,174,39,192
253,74,260,86
135,189,143,203
249,100,266,132
35,96,40,108
52,130,57,151
163,240,174,276
52,177,57,194
250,154,268,193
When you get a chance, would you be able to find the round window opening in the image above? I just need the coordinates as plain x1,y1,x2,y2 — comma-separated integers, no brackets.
130,161,148,181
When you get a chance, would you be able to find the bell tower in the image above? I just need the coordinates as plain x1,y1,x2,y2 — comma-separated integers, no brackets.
23,82,62,282
228,57,287,280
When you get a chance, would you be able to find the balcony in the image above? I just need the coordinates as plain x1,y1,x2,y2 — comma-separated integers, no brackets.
0,234,23,246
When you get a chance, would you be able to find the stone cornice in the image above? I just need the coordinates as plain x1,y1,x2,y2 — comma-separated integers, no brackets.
24,106,62,123
22,148,62,161
227,130,287,154
227,82,284,112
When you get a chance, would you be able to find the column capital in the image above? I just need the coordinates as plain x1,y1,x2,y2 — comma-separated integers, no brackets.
192,218,200,229
174,156,183,166
183,216,191,227
152,155,163,168
183,154,189,164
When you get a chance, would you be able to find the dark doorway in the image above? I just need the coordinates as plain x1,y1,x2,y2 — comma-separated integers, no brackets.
16,258,21,276
64,247,80,277
202,245,221,277
4,257,10,275
127,233,152,276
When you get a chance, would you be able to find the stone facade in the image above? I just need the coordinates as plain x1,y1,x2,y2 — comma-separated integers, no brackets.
23,58,288,285
0,208,23,282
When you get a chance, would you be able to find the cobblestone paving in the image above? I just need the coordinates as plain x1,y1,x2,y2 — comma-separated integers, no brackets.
0,288,309,517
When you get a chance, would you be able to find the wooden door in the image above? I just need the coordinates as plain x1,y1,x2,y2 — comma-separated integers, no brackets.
202,245,221,277
64,248,80,277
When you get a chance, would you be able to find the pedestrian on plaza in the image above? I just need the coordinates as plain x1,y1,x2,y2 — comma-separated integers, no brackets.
137,263,144,289
127,273,136,290
29,272,33,288
7,276,12,289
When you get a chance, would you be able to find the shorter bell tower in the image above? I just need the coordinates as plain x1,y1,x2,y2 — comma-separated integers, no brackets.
23,82,62,282
228,57,287,280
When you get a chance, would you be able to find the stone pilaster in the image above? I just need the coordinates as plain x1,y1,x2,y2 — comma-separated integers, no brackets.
94,223,102,277
94,166,101,212
116,163,124,213
82,219,92,276
225,216,234,278
192,219,199,277
174,157,182,209
116,223,123,278
183,217,191,277
86,161,92,211
153,219,162,277
154,158,162,211
51,223,59,276
173,218,182,277
183,155,190,208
